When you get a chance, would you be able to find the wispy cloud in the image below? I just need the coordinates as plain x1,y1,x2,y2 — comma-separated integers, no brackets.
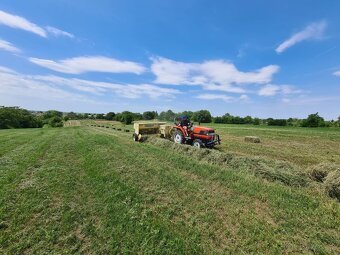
0,39,21,53
333,70,340,76
46,26,74,38
0,10,47,37
0,10,75,39
29,56,146,74
151,57,279,93
196,93,249,103
258,84,301,96
276,21,327,54
0,66,179,100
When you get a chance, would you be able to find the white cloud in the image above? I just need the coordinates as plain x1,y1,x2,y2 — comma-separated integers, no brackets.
258,84,301,96
276,21,327,53
0,39,21,53
46,26,74,38
333,70,340,77
0,66,179,101
29,56,146,75
151,57,279,93
196,93,249,103
0,10,47,37
0,66,17,73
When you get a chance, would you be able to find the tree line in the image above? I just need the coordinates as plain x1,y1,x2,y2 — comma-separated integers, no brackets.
0,107,64,129
1,106,339,129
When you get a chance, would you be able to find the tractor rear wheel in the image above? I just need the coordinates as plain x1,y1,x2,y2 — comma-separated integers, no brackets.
173,130,184,144
133,133,139,142
192,139,204,148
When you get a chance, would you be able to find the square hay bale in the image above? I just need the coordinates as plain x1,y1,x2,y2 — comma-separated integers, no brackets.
244,136,261,143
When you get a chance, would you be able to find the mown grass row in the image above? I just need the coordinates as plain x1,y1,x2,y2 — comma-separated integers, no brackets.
0,127,339,254
88,126,340,254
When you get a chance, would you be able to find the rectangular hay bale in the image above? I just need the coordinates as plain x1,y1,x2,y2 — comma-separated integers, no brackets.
244,136,261,143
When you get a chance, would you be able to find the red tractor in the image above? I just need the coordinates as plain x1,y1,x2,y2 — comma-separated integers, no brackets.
172,116,221,148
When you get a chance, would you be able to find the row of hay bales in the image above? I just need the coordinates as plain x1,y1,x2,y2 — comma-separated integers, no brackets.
145,136,340,201
89,124,130,133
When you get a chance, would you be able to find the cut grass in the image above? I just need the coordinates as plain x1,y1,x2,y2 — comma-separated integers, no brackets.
0,126,339,254
206,123,340,167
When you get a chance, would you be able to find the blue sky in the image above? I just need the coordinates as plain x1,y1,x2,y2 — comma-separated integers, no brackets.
0,0,339,119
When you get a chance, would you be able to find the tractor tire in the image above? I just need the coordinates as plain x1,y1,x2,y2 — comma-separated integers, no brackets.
173,130,184,144
192,139,204,149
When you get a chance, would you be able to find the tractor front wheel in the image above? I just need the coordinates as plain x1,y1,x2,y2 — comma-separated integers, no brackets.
173,130,184,144
192,139,204,148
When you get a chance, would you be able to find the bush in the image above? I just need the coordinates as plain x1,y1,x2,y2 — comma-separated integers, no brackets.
49,116,63,127
0,107,42,129
42,110,63,127
267,118,287,126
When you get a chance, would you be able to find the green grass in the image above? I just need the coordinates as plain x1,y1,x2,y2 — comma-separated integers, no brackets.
205,123,340,167
0,126,339,254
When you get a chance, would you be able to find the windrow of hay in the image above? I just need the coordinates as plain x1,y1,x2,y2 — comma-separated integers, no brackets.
324,169,340,201
307,162,340,182
144,137,309,187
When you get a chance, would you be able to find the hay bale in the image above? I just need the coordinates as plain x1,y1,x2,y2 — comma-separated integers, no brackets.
244,136,261,143
308,163,340,182
324,170,340,201
117,128,122,131
124,129,130,132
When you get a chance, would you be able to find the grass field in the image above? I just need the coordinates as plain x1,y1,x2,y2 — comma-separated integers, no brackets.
1,125,339,254
207,124,340,167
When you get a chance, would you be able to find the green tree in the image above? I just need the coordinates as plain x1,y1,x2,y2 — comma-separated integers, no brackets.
142,111,158,120
267,119,287,126
192,110,212,123
244,116,253,124
43,110,63,119
96,114,105,119
0,107,42,129
49,116,63,127
120,111,134,125
180,111,194,120
42,110,63,127
105,112,116,120
301,113,325,127
159,110,176,121
253,118,261,125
